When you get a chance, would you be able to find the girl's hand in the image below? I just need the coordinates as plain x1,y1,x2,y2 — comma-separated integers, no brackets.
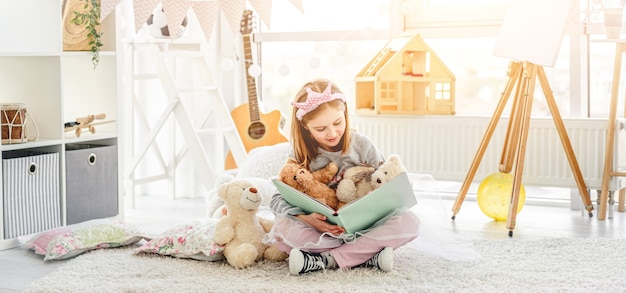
297,213,345,235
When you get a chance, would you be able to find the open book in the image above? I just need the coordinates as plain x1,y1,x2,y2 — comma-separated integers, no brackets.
271,172,417,234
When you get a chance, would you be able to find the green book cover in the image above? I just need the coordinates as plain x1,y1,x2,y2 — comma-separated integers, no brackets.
271,172,417,234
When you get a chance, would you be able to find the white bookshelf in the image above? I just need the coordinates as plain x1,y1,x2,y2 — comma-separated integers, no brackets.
0,0,122,250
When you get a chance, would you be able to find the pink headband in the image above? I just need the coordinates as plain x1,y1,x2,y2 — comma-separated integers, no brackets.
291,83,346,121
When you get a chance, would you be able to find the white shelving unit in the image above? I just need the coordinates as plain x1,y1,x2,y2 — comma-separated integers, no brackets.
0,0,122,250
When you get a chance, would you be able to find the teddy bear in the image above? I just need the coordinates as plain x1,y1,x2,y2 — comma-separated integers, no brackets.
335,164,377,206
278,158,340,210
370,154,407,189
213,179,288,268
335,154,407,206
206,173,277,219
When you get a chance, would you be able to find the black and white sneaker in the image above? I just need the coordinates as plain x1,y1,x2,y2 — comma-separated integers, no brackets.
364,247,394,272
289,248,336,275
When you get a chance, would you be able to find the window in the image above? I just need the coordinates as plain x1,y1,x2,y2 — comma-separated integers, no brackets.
435,82,451,100
256,0,391,119
423,37,572,116
258,0,578,117
257,40,387,122
263,0,390,32
254,0,615,204
589,41,622,118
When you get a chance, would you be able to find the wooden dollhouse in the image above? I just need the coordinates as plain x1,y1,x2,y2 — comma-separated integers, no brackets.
355,34,456,115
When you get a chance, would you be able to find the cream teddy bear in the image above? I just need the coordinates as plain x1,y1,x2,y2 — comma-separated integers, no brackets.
213,179,287,268
336,154,407,206
335,164,377,205
370,154,407,189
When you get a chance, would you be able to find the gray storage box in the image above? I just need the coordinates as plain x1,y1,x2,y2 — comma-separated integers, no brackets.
2,151,61,239
65,144,118,225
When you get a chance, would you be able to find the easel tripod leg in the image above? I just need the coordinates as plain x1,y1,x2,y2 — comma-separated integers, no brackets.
537,66,594,217
506,62,537,236
451,62,522,220
499,70,526,174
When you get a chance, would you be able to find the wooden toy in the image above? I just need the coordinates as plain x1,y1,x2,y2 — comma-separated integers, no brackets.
64,113,114,137
354,34,455,115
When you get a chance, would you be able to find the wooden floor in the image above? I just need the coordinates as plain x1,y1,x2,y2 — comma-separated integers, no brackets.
0,191,624,292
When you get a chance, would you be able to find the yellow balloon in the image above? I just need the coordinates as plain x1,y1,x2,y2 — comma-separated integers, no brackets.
477,172,526,221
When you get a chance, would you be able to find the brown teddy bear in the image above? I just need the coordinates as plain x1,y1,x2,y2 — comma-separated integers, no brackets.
213,179,288,268
278,158,340,210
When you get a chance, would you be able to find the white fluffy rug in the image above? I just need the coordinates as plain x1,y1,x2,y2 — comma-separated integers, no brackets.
22,237,626,293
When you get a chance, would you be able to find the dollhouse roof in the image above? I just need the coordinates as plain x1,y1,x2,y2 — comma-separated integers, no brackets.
355,33,455,80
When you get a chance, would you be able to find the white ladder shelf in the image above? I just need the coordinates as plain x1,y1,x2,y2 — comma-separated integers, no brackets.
125,42,246,207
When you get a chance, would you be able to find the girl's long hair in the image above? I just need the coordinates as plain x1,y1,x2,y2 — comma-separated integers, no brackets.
290,79,351,170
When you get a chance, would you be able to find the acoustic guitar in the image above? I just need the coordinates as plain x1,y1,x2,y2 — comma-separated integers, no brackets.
225,10,288,170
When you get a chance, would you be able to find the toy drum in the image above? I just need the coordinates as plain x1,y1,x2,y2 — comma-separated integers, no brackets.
1,103,30,144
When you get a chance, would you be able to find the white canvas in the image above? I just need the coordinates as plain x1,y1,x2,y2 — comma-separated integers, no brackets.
493,0,574,67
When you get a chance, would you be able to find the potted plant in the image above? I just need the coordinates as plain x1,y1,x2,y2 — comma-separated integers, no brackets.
602,0,626,39
70,0,103,68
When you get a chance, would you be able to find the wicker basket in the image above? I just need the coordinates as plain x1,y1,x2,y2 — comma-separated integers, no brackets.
1,103,38,144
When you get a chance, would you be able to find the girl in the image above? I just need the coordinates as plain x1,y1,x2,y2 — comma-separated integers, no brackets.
267,79,421,275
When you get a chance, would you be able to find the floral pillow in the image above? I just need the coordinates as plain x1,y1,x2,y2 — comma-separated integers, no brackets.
25,219,148,261
134,218,224,261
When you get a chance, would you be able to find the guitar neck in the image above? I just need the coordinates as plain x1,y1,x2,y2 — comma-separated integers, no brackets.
242,32,260,123
226,9,289,170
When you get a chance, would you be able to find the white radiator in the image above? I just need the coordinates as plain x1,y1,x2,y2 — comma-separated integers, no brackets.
351,115,625,191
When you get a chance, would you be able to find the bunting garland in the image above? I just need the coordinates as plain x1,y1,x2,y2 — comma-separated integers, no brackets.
287,0,304,14
162,0,191,39
248,0,273,29
191,1,220,43
133,0,161,33
129,0,304,42
101,0,122,21
218,0,246,36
